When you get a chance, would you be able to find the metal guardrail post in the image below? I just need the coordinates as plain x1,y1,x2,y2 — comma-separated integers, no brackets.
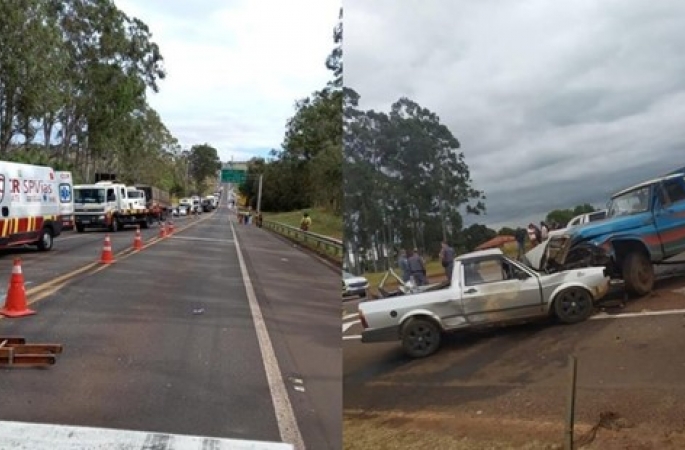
565,355,578,450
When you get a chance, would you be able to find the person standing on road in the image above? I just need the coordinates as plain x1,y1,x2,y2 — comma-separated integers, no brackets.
407,248,427,286
397,249,410,283
439,241,455,283
515,227,527,260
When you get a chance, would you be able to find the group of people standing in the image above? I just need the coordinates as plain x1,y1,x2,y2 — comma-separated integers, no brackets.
396,241,455,286
513,220,561,260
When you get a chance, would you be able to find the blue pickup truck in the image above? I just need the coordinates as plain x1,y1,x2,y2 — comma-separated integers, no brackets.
542,171,685,296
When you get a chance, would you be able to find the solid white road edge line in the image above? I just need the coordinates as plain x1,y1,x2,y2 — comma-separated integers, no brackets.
230,219,306,450
591,308,685,320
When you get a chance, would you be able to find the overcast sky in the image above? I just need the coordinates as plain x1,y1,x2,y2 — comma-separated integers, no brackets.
115,0,339,163
346,0,685,230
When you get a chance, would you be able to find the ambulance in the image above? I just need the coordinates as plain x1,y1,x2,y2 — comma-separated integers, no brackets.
0,161,63,251
56,171,74,231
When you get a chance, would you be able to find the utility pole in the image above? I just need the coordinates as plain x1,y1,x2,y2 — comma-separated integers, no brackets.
256,174,263,214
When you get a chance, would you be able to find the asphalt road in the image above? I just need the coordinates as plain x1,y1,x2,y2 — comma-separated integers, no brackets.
0,204,340,450
343,275,685,449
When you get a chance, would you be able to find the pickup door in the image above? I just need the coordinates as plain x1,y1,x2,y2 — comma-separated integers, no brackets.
654,177,685,257
460,255,544,324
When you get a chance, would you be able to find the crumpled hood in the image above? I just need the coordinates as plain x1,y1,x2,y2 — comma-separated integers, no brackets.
567,213,647,243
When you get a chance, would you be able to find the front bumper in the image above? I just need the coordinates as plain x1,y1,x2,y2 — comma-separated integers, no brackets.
74,214,108,227
361,325,401,343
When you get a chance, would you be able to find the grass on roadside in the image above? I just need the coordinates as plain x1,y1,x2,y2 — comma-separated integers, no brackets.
262,207,342,240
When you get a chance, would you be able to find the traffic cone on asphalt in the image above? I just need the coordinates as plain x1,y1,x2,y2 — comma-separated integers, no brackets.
99,234,115,264
0,258,35,318
133,226,143,250
159,222,167,238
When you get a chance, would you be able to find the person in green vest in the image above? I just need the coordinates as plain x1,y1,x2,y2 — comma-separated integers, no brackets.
300,212,312,232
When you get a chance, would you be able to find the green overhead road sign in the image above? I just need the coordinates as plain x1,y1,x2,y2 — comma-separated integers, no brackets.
221,168,247,184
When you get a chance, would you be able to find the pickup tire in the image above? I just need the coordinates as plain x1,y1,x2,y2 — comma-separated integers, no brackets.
553,287,594,324
401,317,442,358
622,251,654,297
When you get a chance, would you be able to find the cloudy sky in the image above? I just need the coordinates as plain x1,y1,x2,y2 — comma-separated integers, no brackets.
346,0,685,229
115,0,340,163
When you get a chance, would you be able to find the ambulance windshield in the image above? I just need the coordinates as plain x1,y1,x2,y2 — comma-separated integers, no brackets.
74,188,105,204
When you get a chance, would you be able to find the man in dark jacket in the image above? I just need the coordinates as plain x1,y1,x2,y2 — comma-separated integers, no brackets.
407,248,427,286
439,241,455,283
515,227,527,261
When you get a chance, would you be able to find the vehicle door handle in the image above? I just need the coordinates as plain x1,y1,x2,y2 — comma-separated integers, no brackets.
464,288,477,294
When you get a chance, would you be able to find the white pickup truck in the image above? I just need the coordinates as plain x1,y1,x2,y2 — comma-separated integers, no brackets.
358,248,610,358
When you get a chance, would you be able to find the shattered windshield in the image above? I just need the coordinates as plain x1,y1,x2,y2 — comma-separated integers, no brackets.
74,188,105,204
608,186,651,217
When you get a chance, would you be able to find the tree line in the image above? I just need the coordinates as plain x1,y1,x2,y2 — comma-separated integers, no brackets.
343,88,486,267
239,8,343,216
0,0,220,196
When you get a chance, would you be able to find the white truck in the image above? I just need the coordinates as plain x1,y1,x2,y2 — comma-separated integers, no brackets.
0,161,64,251
358,248,610,358
73,181,158,232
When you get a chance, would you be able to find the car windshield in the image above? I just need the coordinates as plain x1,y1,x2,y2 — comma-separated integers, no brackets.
342,272,353,279
608,186,651,217
74,188,105,204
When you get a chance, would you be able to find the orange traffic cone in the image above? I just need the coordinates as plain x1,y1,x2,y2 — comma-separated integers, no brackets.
0,258,35,318
133,226,143,250
159,222,167,238
99,234,115,264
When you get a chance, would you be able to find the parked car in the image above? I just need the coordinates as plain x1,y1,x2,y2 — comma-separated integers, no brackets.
358,248,609,358
547,209,608,239
343,271,369,299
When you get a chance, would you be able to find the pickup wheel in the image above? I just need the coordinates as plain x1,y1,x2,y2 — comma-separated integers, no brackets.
622,252,654,297
401,317,442,358
554,287,594,324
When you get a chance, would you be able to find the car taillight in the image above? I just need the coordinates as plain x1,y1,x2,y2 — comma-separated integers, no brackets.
359,311,368,329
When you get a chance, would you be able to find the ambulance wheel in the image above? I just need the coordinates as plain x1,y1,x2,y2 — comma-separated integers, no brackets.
37,228,53,251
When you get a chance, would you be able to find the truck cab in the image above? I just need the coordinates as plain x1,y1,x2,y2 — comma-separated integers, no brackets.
126,188,147,211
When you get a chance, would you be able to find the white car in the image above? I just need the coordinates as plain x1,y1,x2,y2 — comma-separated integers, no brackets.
359,248,610,358
342,271,369,299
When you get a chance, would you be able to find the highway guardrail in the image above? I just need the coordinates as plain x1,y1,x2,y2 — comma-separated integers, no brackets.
262,220,342,266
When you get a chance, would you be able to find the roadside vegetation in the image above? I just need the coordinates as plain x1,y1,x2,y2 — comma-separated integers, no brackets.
262,208,342,240
238,9,343,233
0,0,222,196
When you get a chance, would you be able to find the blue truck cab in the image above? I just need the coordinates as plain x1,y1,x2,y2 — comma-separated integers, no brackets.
543,171,685,296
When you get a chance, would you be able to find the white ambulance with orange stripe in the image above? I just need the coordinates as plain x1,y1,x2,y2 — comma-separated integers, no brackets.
0,161,63,251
